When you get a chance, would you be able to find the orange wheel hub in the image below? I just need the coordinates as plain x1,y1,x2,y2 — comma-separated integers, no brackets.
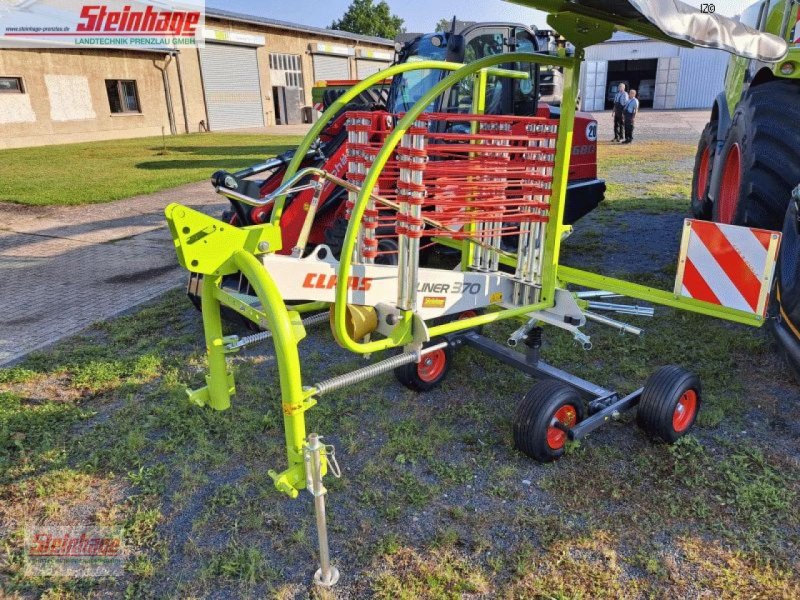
672,390,698,433
546,404,578,450
417,349,446,383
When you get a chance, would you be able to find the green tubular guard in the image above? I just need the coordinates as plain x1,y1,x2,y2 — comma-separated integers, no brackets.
274,61,539,222
271,59,464,224
233,250,314,498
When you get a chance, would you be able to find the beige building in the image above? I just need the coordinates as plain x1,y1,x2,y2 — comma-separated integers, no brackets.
0,8,394,149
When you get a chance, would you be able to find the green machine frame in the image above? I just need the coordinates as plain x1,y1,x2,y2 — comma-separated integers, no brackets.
165,27,773,583
167,42,764,502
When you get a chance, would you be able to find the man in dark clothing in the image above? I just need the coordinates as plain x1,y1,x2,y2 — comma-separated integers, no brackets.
612,83,627,142
622,89,639,144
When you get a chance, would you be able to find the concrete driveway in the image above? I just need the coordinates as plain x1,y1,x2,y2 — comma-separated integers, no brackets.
588,107,709,143
0,182,225,365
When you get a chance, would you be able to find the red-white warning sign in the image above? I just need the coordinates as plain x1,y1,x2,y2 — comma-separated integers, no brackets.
675,220,781,317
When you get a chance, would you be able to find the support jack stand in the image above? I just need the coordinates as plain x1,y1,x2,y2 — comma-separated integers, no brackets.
305,433,341,587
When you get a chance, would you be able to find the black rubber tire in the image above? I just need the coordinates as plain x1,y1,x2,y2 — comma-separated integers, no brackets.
769,190,800,382
394,341,452,392
637,366,701,444
710,80,800,230
690,119,717,219
324,214,399,266
513,380,584,462
322,213,348,257
186,272,203,311
220,208,237,224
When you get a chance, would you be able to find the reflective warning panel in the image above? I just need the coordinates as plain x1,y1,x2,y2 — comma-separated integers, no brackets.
675,219,781,317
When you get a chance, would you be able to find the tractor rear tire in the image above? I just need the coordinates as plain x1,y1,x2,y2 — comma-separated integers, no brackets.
513,380,584,462
690,119,717,219
711,80,800,230
637,366,701,444
769,188,800,382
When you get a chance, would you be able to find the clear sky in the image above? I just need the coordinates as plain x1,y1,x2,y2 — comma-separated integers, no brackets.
206,1,759,35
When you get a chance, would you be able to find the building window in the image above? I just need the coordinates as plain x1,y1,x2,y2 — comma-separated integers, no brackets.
0,77,24,93
105,79,140,113
269,53,304,97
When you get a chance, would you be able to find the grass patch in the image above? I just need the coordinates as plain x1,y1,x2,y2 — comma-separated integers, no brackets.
0,133,301,206
598,140,696,171
596,140,694,213
371,546,491,599
0,138,797,597
1,286,797,597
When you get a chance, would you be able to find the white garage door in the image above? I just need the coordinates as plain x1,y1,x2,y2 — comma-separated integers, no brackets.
356,59,390,79
654,57,680,109
581,60,607,112
312,54,350,81
200,43,264,130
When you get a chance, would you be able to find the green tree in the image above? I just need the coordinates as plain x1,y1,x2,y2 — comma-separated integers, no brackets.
435,17,452,32
331,0,405,39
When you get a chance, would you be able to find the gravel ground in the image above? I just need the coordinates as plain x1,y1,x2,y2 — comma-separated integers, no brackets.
2,116,799,599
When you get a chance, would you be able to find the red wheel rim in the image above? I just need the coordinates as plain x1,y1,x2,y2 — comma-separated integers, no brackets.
696,145,710,199
546,404,578,450
718,143,741,224
672,389,698,433
458,310,478,320
417,349,446,382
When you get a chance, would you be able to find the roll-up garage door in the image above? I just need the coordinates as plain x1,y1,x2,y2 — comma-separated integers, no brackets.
312,54,350,81
356,59,390,79
199,43,264,130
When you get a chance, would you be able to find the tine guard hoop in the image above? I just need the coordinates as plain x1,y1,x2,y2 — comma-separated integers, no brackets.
331,51,578,354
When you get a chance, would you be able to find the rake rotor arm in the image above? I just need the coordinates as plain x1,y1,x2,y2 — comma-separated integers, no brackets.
558,265,767,327
331,50,577,354
272,62,535,223
271,59,465,224
216,167,520,263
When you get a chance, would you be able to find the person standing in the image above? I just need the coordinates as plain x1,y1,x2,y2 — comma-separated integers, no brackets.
622,89,639,144
612,83,627,142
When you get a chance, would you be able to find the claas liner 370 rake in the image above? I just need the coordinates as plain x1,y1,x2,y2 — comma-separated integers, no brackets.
165,0,789,586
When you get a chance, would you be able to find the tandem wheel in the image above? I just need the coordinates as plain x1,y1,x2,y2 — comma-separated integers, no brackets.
513,380,585,462
394,310,481,393
637,365,701,443
394,340,453,392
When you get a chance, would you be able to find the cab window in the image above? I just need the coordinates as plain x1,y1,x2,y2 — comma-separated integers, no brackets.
467,32,507,115
738,1,766,28
512,29,538,116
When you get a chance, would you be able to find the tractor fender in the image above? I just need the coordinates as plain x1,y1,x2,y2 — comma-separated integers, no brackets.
706,92,731,204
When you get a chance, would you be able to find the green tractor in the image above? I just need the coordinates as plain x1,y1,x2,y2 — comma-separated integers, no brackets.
690,0,800,375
